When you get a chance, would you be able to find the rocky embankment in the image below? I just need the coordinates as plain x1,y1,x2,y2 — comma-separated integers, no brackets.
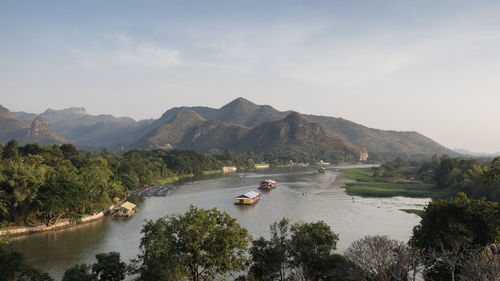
0,206,114,237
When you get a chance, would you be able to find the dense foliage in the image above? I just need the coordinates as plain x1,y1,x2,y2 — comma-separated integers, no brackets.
372,155,500,201
410,193,500,280
62,252,127,281
249,218,352,281
0,141,225,227
133,205,250,281
0,248,53,281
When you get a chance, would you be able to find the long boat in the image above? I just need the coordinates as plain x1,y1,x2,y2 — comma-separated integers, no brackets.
235,191,262,205
258,179,277,190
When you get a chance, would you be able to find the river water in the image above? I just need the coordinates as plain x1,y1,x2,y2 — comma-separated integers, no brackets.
7,166,429,280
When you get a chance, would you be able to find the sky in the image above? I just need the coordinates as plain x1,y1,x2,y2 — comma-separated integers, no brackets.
1,0,500,153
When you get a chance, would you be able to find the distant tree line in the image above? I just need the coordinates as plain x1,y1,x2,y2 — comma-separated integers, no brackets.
3,194,500,281
372,155,500,201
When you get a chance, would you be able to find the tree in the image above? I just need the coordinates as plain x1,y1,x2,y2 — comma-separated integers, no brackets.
37,161,85,225
457,246,500,281
249,218,290,281
2,139,19,159
345,235,420,281
410,193,500,251
410,193,500,280
92,252,126,281
60,143,79,158
0,249,53,281
482,157,500,184
62,264,96,281
0,158,46,224
135,205,251,281
289,220,340,280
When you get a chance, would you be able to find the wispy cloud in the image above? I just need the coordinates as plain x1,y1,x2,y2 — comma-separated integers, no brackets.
71,34,182,70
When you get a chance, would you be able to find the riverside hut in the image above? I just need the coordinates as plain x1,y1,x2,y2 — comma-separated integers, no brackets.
112,201,136,217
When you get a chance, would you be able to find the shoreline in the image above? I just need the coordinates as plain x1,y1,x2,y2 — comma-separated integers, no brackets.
0,206,113,237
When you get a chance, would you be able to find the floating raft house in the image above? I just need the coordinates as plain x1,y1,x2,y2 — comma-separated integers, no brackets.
235,191,261,205
112,201,136,217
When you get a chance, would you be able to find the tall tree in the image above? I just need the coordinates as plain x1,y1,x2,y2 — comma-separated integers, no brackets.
91,252,126,281
289,221,340,280
345,235,418,281
410,193,500,280
249,218,290,281
0,249,53,281
2,139,19,159
135,205,250,281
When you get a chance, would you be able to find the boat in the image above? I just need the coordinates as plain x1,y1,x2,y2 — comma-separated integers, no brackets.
318,167,326,173
235,191,262,205
259,179,277,190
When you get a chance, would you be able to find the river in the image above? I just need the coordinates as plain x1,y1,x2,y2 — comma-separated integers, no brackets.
7,166,429,280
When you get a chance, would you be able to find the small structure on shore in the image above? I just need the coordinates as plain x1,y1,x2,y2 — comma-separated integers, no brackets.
112,202,136,217
255,163,270,169
223,166,237,173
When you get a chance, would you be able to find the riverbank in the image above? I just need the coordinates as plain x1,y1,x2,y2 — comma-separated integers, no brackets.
0,206,114,237
341,168,445,198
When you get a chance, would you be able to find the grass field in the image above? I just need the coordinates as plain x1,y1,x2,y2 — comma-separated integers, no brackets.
400,209,425,217
341,168,445,198
202,170,224,176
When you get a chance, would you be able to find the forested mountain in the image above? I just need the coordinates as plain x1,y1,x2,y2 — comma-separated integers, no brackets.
305,115,456,157
171,112,365,162
1,98,456,159
154,98,455,158
133,110,207,149
236,112,367,161
178,119,250,152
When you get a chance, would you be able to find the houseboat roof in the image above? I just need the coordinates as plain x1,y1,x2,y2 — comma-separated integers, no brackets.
236,191,261,199
119,201,136,210
261,179,276,184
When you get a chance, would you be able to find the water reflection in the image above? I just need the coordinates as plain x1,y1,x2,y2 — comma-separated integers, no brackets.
7,166,428,280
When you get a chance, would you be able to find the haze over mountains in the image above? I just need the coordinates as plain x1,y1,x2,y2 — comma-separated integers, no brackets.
1,98,457,160
0,105,65,145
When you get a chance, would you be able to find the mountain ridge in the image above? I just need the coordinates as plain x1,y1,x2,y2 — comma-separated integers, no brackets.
150,97,455,158
2,98,457,159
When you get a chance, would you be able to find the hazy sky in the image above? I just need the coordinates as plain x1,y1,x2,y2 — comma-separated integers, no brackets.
1,0,500,153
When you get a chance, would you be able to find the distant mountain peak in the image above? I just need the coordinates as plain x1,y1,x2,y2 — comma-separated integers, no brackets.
221,97,258,109
21,117,66,144
284,111,306,122
0,105,14,119
42,107,86,116
27,117,52,137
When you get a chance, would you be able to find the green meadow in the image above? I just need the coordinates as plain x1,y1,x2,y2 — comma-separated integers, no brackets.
341,168,445,198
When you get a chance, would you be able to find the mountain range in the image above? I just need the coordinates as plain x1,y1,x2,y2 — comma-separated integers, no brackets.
0,98,458,160
0,105,65,145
